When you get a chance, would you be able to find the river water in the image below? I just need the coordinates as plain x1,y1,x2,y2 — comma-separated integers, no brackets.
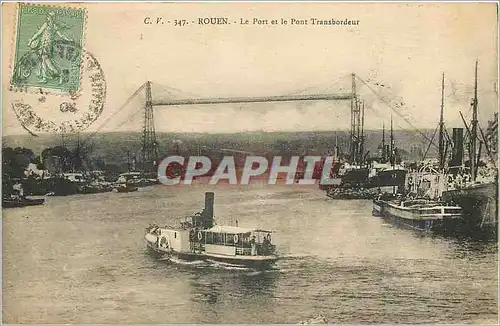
2,184,498,324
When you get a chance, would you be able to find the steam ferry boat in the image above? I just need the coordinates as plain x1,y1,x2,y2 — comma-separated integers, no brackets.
144,192,278,269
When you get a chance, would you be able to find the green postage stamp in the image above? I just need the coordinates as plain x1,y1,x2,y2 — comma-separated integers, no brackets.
11,3,86,93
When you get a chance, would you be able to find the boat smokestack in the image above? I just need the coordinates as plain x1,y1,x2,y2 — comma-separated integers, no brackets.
384,145,390,162
205,192,214,217
451,128,464,166
202,192,214,228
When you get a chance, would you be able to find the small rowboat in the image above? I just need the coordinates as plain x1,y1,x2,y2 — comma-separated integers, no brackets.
3,197,45,208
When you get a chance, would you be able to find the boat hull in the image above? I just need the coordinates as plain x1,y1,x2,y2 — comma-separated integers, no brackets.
2,197,45,208
146,243,201,261
204,253,278,269
369,169,407,188
372,201,383,216
341,168,370,188
442,181,498,234
115,186,138,193
373,199,462,234
145,237,278,269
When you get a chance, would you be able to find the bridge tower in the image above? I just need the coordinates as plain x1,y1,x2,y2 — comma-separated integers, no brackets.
141,81,159,173
350,73,362,165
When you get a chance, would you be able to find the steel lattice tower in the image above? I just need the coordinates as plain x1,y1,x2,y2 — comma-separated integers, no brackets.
141,81,159,173
350,73,362,165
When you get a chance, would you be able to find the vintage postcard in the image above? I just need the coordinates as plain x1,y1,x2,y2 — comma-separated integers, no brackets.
2,2,498,324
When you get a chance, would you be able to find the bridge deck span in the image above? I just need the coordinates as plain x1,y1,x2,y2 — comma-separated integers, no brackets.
152,93,354,106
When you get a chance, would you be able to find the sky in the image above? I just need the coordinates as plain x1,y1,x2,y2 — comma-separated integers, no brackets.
2,2,498,136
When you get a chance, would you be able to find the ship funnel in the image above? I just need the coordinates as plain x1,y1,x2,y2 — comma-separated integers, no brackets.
451,128,464,166
383,145,390,162
201,192,214,228
205,192,214,217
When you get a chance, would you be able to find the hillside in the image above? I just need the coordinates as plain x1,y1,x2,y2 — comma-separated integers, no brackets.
3,130,438,165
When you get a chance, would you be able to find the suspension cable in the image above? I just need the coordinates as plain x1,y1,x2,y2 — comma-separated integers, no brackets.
355,76,438,149
82,82,147,145
423,124,439,161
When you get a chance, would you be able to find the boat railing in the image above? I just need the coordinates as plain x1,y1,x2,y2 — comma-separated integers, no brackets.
415,208,443,214
409,206,460,215
191,242,205,253
235,244,276,256
236,247,252,256
257,243,276,256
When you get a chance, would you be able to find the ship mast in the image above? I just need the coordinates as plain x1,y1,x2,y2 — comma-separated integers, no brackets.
470,60,479,181
356,99,361,165
360,100,365,165
438,73,445,170
126,149,131,172
390,115,394,168
334,132,339,161
382,122,386,162
350,73,358,165
390,115,395,194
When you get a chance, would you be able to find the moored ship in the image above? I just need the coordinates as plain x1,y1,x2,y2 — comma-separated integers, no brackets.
372,74,465,234
145,192,279,269
339,164,370,188
440,63,498,236
368,119,408,191
373,195,462,233
368,163,407,190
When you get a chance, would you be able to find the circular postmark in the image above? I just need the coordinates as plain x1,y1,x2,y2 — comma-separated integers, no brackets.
9,40,106,134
